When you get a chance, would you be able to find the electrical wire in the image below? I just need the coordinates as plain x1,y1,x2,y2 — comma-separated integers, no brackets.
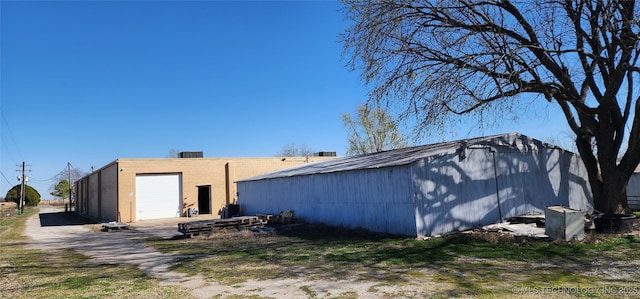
2,162,84,196
0,170,14,186
29,167,66,183
28,177,57,183
1,108,24,194
0,108,24,161
30,163,85,184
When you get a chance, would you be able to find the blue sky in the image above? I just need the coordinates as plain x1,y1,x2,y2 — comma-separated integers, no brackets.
0,0,570,198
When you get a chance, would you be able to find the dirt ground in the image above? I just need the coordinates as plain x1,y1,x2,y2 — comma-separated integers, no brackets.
22,205,392,299
21,205,640,298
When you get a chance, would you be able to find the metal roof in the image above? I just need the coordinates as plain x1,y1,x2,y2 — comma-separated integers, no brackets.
240,132,561,182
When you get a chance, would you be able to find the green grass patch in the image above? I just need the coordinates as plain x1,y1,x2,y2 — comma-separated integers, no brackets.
300,285,316,298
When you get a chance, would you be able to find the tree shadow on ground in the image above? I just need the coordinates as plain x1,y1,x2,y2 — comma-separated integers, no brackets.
38,212,99,227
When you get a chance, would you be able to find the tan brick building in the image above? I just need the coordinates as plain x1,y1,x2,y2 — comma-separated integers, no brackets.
74,154,336,223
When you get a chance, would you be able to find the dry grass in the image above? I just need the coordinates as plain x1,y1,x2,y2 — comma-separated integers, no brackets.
0,202,17,220
39,199,71,206
145,223,640,298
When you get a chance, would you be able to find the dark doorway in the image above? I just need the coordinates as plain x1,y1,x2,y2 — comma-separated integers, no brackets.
197,185,211,214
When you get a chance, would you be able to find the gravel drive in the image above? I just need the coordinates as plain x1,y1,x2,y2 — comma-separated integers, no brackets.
22,205,386,298
23,205,196,284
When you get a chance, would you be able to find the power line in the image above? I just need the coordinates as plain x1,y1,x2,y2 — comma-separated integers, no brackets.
28,177,57,183
0,108,24,161
30,165,69,182
30,163,81,183
0,170,14,186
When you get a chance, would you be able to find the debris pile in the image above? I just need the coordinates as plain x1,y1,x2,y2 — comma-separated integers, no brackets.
480,214,547,238
178,210,298,237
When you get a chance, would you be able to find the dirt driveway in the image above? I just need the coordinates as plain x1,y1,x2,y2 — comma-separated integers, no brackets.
22,206,384,298
24,206,200,284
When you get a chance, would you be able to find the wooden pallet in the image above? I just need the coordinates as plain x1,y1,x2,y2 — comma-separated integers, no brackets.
178,216,265,236
101,221,129,232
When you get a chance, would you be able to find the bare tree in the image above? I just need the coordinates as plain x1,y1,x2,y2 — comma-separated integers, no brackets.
167,149,180,158
54,167,85,186
341,0,640,214
342,104,408,155
543,130,580,153
277,143,314,157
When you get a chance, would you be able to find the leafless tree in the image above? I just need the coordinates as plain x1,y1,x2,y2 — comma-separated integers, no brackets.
167,149,180,158
277,143,314,157
342,104,408,155
341,0,640,214
54,167,85,186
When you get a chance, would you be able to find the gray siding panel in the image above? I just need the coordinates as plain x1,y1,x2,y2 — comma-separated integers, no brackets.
239,167,417,236
411,148,592,237
101,164,118,221
628,173,640,210
412,150,502,236
239,133,593,237
88,174,99,219
495,149,591,217
566,153,593,211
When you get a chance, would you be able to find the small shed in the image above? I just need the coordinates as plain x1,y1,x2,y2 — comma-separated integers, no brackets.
237,133,593,237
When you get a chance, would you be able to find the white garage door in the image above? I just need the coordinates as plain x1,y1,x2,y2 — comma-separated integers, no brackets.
136,174,182,220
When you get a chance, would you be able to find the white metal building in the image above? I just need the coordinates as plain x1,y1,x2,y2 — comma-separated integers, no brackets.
237,133,593,237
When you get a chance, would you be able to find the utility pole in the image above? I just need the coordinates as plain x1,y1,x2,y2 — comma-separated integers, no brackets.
19,163,24,215
67,162,72,211
16,162,31,215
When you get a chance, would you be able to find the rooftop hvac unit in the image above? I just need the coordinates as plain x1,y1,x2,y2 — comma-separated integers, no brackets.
179,151,203,158
316,151,336,157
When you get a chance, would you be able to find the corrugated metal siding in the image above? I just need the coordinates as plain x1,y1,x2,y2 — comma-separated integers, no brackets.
566,153,593,211
239,167,417,236
628,173,640,210
412,150,501,236
238,133,593,237
411,147,592,236
495,148,592,216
